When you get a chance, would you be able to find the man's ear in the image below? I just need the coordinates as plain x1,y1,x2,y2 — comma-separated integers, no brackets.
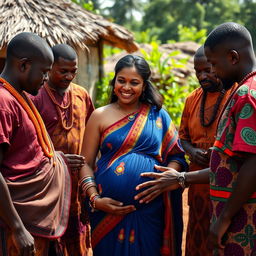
18,58,31,72
227,50,239,65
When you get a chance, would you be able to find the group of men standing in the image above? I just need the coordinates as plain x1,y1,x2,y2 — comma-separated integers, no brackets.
179,45,237,255
178,22,256,256
0,33,93,256
0,21,256,256
31,43,94,256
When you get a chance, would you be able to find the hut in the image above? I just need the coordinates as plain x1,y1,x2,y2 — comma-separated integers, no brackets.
0,0,138,98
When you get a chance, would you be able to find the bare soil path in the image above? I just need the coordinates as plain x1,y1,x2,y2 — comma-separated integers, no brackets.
182,189,189,256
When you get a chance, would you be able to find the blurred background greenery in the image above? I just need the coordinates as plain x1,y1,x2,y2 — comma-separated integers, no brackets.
72,0,255,126
72,0,256,45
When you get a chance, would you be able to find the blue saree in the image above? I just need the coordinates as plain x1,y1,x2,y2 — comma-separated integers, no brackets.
90,104,186,256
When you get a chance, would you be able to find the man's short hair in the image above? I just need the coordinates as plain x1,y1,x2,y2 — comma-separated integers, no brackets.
52,44,77,62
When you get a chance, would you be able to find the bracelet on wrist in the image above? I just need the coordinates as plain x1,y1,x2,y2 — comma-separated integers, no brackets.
79,176,97,197
89,192,100,212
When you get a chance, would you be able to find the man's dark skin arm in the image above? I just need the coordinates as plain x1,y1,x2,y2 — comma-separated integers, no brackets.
181,139,209,166
0,145,35,256
135,167,210,203
210,154,256,250
135,154,256,250
64,154,85,171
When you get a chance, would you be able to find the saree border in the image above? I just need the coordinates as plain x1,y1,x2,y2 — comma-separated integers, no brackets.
91,214,124,249
92,105,180,253
91,105,151,249
107,104,150,167
161,123,179,162
161,192,175,256
100,106,143,145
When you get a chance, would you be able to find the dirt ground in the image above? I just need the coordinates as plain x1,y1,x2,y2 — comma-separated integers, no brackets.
182,189,189,256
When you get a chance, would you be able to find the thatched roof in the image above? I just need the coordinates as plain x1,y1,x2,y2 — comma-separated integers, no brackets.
0,0,138,52
104,42,200,82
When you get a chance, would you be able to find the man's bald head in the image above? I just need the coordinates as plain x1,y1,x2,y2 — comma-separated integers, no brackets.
2,32,53,95
204,23,256,89
6,32,53,63
52,44,77,62
194,45,205,59
205,22,253,51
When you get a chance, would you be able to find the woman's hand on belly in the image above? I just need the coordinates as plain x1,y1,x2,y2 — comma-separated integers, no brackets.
95,197,136,215
134,165,180,204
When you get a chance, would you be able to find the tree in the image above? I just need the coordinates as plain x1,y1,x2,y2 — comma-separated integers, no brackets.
71,0,100,12
104,0,143,28
240,0,256,45
142,0,242,43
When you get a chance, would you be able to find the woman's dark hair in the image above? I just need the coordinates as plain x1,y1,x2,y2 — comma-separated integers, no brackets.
110,55,163,110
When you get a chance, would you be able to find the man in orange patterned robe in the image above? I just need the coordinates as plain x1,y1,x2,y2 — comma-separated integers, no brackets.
31,44,94,256
179,46,237,256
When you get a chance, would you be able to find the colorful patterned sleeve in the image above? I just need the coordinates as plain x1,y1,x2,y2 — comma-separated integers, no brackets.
231,86,256,154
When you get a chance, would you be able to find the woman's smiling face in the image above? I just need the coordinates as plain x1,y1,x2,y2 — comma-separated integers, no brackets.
114,66,145,106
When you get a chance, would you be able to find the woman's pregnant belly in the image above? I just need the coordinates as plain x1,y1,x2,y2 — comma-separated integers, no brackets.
95,152,160,207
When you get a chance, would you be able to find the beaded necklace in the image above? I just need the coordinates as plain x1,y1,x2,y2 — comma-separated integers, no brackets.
200,89,226,127
238,70,256,86
0,78,54,158
215,70,256,128
220,70,256,115
45,83,74,131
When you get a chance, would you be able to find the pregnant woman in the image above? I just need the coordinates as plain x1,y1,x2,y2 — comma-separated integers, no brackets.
79,55,187,256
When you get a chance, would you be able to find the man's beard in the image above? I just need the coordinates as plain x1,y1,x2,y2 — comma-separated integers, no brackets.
200,80,220,92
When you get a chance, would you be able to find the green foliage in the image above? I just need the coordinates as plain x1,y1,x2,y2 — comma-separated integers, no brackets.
134,29,161,44
142,0,208,42
96,41,197,126
141,0,247,44
95,72,114,108
71,0,93,10
177,25,207,44
104,0,143,27
71,0,98,12
103,46,122,58
240,0,256,44
72,0,256,47
140,42,196,125
96,41,197,125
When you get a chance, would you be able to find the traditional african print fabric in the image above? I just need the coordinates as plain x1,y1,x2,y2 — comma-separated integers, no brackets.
89,104,187,256
210,73,256,255
179,86,238,256
31,83,94,256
